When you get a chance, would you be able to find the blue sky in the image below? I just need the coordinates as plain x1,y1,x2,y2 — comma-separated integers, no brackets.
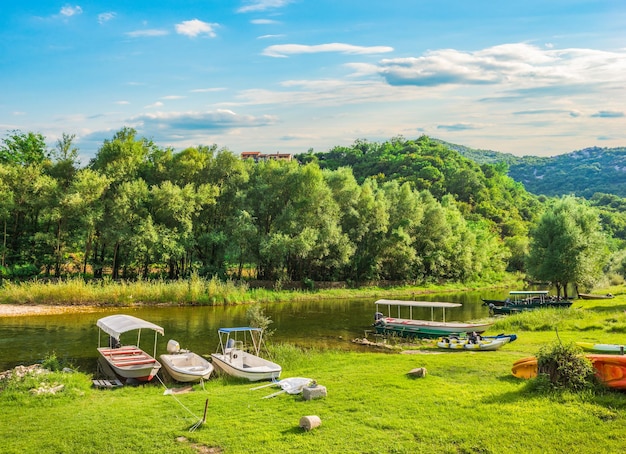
1,1,625,163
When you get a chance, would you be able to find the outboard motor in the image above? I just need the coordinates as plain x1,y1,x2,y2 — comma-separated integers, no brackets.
166,339,181,354
109,336,121,349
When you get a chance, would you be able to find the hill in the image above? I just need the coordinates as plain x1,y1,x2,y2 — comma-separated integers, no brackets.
434,139,626,198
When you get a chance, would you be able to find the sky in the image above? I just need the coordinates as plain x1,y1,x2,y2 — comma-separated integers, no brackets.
1,1,625,163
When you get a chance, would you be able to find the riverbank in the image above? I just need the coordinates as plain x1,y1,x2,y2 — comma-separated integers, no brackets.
2,329,626,453
0,274,523,313
0,304,100,317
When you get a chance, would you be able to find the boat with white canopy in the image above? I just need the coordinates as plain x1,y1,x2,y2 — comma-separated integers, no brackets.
96,314,163,382
372,299,492,339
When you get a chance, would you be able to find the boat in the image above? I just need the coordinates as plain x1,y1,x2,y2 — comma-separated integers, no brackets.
488,290,573,315
576,342,626,354
372,299,492,339
511,356,538,379
160,339,214,383
511,355,626,390
96,314,163,382
578,293,614,300
436,336,508,351
210,327,282,382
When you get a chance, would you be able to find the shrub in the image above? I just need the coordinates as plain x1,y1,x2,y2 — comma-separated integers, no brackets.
536,342,597,392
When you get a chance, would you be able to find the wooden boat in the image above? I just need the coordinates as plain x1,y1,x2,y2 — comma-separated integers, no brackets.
488,291,572,315
210,327,281,382
160,340,214,383
436,336,508,351
576,342,626,354
511,355,626,390
96,314,163,382
578,293,614,300
372,299,492,339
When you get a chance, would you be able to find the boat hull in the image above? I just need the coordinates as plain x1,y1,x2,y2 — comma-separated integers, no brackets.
489,300,573,315
211,351,281,382
160,352,214,383
374,317,492,339
576,342,626,354
579,293,614,300
97,346,161,382
437,337,507,351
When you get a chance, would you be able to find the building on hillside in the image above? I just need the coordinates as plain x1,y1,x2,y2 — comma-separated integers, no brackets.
241,151,292,162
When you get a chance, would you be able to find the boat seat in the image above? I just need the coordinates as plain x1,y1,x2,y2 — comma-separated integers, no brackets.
112,359,157,366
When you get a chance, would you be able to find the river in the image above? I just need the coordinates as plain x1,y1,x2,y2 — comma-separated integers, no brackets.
0,289,501,373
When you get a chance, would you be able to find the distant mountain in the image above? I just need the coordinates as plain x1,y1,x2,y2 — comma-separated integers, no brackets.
434,140,626,198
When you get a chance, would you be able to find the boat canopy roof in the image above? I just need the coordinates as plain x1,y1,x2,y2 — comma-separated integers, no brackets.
97,314,164,338
509,290,549,295
218,327,263,333
375,299,461,308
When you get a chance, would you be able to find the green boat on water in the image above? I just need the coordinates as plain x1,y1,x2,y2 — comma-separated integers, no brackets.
487,291,573,315
372,299,492,339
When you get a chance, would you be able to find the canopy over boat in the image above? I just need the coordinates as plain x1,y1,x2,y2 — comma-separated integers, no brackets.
375,299,462,308
97,314,164,339
508,291,549,296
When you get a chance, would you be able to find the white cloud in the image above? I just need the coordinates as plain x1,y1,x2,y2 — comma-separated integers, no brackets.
251,19,280,25
237,0,293,13
126,29,169,38
98,12,116,24
144,101,164,109
60,5,83,17
175,19,218,38
258,34,285,40
130,110,277,132
114,101,130,105
190,88,226,93
162,95,185,100
378,43,626,92
263,43,394,58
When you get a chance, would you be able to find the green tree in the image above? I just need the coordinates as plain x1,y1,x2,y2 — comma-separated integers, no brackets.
527,196,609,297
0,130,49,166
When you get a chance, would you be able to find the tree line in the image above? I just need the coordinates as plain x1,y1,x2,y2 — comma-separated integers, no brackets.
0,129,617,290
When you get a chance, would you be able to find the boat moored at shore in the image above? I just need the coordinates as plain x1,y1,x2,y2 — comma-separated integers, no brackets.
372,299,492,339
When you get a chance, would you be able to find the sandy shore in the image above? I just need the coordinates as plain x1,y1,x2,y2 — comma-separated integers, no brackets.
0,304,99,317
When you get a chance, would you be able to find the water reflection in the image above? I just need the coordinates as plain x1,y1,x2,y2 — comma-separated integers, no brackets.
0,289,503,373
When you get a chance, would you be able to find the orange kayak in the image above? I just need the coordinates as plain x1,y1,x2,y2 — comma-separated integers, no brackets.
512,354,626,390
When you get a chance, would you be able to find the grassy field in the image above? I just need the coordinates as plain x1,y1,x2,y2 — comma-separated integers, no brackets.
0,274,523,306
3,291,626,453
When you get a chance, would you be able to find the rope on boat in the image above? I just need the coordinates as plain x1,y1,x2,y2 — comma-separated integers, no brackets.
155,374,205,431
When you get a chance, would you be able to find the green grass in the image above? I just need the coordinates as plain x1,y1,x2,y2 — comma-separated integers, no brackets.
3,325,626,453
0,274,524,307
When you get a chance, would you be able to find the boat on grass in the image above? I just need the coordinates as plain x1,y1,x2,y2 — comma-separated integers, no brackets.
488,291,572,315
96,314,163,382
578,293,614,300
436,336,508,351
512,355,626,390
210,327,281,382
160,339,214,383
576,342,626,354
372,299,492,339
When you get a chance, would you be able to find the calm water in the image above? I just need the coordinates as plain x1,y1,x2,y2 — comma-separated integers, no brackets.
0,289,502,373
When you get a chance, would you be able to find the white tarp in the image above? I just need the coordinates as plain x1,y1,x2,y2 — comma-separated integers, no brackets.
96,314,164,338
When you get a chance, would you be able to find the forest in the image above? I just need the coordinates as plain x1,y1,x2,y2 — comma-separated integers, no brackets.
0,129,623,291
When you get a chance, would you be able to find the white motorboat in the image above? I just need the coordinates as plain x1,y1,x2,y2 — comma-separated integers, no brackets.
96,314,163,382
160,339,214,383
210,327,281,382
